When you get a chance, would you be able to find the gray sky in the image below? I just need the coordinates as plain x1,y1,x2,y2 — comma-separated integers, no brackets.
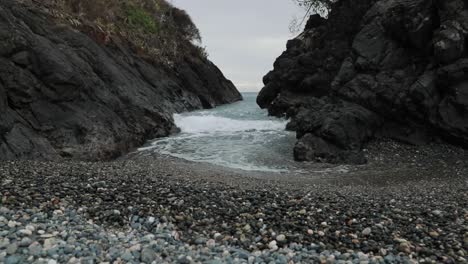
171,0,304,92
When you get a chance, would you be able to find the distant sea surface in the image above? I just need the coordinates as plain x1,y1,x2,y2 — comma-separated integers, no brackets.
138,92,299,172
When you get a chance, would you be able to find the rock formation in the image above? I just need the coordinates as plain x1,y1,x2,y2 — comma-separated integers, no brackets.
258,0,468,164
0,0,241,160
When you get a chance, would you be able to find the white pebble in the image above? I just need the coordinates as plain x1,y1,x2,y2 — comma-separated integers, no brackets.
362,227,372,236
276,234,286,242
19,229,33,236
214,233,222,240
432,210,442,216
268,240,278,251
7,221,17,228
43,238,57,250
206,239,216,248
67,257,79,264
53,210,63,215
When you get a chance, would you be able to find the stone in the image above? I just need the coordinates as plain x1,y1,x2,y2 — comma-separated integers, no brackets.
43,238,58,250
399,242,411,253
276,234,286,242
5,255,21,264
214,233,223,241
18,229,32,236
121,250,133,261
141,247,157,263
206,239,216,248
432,210,443,216
6,243,17,254
362,228,372,236
129,244,142,252
268,241,278,251
18,237,32,247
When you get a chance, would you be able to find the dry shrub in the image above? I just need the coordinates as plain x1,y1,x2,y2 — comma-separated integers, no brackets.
38,0,205,65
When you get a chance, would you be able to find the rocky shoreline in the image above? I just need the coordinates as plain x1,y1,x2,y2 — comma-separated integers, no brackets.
258,0,468,164
1,140,467,263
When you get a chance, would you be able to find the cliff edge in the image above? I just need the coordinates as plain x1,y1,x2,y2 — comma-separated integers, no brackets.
258,0,468,164
0,0,241,160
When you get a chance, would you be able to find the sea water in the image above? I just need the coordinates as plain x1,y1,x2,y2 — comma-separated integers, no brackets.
138,93,300,172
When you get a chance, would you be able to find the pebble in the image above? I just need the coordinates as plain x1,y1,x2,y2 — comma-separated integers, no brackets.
18,229,33,236
432,210,443,216
214,233,222,241
362,228,372,236
141,247,157,263
0,158,465,263
18,237,32,247
6,243,18,254
206,239,216,248
147,216,156,224
276,234,286,242
5,255,21,264
7,221,17,228
43,238,57,250
268,241,278,251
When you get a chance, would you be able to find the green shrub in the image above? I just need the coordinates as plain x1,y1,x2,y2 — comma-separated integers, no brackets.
126,6,158,34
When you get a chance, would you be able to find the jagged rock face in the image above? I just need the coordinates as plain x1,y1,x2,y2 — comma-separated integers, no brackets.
0,1,241,161
258,0,468,164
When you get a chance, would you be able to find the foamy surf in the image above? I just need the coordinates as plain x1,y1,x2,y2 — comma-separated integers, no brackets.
138,93,300,172
174,114,288,133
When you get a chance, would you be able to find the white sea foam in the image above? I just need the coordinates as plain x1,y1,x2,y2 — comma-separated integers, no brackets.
174,114,287,133
137,93,299,172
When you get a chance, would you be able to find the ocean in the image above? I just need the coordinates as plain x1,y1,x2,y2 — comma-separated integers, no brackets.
138,93,299,172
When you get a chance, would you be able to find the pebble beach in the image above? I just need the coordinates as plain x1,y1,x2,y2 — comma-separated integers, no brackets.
1,141,467,264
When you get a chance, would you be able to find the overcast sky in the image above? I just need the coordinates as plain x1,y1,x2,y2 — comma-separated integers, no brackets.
171,0,304,92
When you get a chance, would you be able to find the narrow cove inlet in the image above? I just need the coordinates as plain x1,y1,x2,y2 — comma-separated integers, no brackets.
137,93,298,172
1,0,467,263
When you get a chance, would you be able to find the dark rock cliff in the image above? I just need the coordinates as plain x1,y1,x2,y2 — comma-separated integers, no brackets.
0,0,241,160
258,0,468,164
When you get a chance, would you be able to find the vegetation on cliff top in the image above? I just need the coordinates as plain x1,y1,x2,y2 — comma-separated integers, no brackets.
39,0,206,65
290,0,334,32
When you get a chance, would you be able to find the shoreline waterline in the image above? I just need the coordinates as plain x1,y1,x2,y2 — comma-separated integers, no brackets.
137,93,301,172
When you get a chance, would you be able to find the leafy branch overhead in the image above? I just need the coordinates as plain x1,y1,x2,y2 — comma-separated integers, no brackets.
290,0,335,32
